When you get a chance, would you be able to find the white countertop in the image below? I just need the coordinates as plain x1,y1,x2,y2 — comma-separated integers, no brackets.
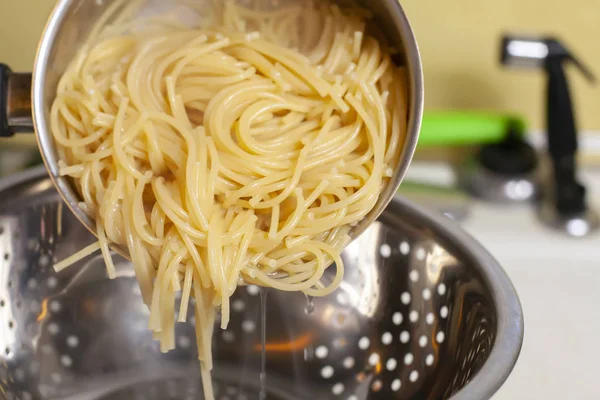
459,170,600,399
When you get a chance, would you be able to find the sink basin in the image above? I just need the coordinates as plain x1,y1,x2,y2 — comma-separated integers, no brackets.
460,169,600,400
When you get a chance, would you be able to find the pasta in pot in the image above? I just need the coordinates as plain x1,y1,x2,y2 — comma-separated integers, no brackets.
51,0,408,397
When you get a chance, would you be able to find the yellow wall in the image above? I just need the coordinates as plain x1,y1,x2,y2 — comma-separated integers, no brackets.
1,0,599,131
403,0,600,131
0,1,55,70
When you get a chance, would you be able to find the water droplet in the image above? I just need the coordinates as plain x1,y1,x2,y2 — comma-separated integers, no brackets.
305,295,315,315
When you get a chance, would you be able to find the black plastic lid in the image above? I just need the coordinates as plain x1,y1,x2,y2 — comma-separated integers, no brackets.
477,128,538,175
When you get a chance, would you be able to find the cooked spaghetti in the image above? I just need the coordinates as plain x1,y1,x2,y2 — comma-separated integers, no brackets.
51,0,407,397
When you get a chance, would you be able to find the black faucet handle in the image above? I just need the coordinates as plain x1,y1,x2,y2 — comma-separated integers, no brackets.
545,38,596,83
501,35,598,234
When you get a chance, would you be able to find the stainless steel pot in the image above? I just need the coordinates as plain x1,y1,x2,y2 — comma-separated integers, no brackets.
0,0,424,254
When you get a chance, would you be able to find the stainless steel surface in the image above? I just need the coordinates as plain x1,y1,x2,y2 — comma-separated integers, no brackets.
0,167,523,400
397,181,471,222
538,200,600,237
536,160,599,237
460,162,538,204
6,73,33,133
500,35,596,82
501,36,550,69
29,0,424,259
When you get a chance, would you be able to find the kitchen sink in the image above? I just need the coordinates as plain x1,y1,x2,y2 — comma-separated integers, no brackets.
461,170,600,400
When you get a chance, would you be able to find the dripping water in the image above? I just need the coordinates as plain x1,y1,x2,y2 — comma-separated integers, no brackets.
259,288,268,400
303,294,316,361
304,295,315,315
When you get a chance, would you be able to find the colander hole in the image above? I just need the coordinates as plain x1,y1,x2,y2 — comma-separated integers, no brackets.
392,312,403,325
409,311,419,323
391,379,402,391
438,283,447,295
41,344,53,355
60,355,73,367
27,239,36,250
381,332,393,345
419,335,428,347
315,345,328,359
436,331,445,343
379,244,391,258
409,270,419,282
222,331,235,343
358,337,370,350
7,281,12,288
422,288,431,300
39,255,50,267
13,232,19,239
440,306,449,318
0,227,4,235
225,387,237,395
425,354,435,366
399,331,410,343
343,356,355,369
399,242,410,255
186,385,197,395
386,358,397,371
4,253,9,261
426,313,435,325
47,277,58,289
400,292,411,305
246,285,260,296
321,366,334,379
368,353,380,366
178,336,191,349
232,299,245,312
47,323,60,335
241,320,256,333
415,248,426,260
51,372,62,384
4,347,9,356
29,361,39,374
409,371,419,382
8,321,13,329
27,279,37,290
50,300,62,313
0,300,4,307
336,292,349,306
348,396,358,400
331,383,344,395
404,353,414,365
372,380,383,392
15,300,21,308
67,335,79,348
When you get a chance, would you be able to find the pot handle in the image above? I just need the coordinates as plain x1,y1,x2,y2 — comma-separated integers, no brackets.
0,64,33,137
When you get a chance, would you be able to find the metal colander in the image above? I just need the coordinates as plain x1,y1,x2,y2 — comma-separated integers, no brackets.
0,167,523,400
